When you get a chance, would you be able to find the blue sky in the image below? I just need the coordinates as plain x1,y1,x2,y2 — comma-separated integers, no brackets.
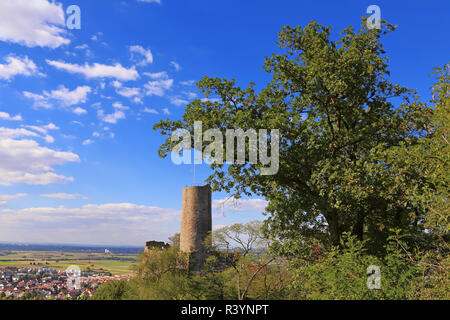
0,0,448,246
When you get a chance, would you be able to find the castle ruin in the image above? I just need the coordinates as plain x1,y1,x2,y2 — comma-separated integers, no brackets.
180,185,212,272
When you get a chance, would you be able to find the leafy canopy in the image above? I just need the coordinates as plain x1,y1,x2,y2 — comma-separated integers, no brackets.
154,19,432,250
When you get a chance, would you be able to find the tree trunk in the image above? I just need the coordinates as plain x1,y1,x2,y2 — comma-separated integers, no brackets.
327,210,341,247
354,212,365,241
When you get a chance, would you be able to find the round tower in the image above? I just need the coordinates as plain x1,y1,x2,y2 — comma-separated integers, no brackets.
180,185,212,271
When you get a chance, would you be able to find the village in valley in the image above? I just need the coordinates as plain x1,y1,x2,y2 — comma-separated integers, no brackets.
0,245,138,299
0,266,132,300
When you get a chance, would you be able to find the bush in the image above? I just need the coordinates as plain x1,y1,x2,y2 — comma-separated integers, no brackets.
289,231,449,300
91,279,138,300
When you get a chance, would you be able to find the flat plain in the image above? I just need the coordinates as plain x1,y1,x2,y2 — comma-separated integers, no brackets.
0,250,138,275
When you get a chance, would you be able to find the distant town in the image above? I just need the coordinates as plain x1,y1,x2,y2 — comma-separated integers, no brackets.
0,266,133,300
0,243,140,299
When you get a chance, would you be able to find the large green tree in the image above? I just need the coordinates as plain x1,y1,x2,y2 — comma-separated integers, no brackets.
154,19,432,250
388,65,449,236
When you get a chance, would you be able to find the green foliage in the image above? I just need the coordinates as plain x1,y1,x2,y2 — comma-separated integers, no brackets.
154,19,433,252
91,279,139,300
387,64,449,235
146,19,448,300
289,231,449,300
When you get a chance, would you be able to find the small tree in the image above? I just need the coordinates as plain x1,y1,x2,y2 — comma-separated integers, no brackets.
213,222,278,300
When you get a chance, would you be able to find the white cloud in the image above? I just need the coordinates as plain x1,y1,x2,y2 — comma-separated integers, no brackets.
137,0,162,3
133,97,143,104
0,193,28,201
47,85,91,106
23,92,52,109
143,107,158,114
0,193,27,207
118,87,141,98
212,197,268,212
111,82,141,99
25,123,59,135
170,61,181,71
0,127,40,139
24,86,91,108
46,60,139,81
41,193,88,200
144,79,173,96
129,45,153,66
0,203,179,245
183,91,198,99
98,109,126,124
0,56,41,80
75,44,88,50
90,32,103,43
144,71,169,80
180,80,196,86
73,107,87,115
0,0,69,48
170,97,189,106
112,102,129,110
162,108,170,115
0,111,22,121
0,123,58,144
0,138,79,186
82,139,94,145
44,135,55,143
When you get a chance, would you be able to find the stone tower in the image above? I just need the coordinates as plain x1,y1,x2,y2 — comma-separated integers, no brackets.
180,185,212,271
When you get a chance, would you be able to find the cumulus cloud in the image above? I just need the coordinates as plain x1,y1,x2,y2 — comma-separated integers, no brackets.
170,61,181,71
46,60,139,81
180,80,196,86
0,111,22,121
111,81,141,100
0,193,28,207
144,79,173,96
24,86,91,109
41,193,88,200
170,97,189,106
0,0,69,48
25,123,59,135
0,203,180,245
73,107,87,115
0,127,40,139
82,139,94,146
23,92,52,109
0,138,79,186
98,109,126,124
10,122,59,144
112,102,130,110
48,85,91,106
129,45,153,66
0,56,41,80
143,107,158,114
144,71,168,80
